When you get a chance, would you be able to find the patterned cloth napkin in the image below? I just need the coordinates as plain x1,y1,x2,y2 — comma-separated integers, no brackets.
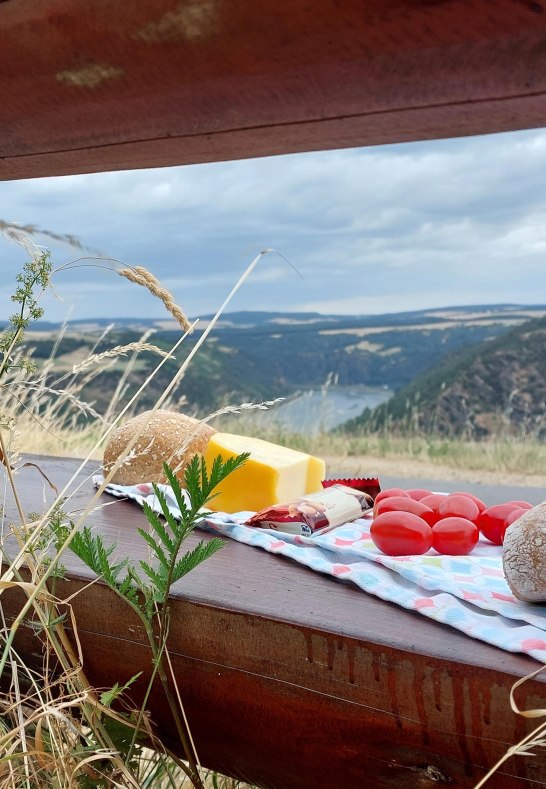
95,476,546,664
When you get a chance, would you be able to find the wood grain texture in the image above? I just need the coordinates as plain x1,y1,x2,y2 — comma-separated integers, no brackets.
1,0,546,178
2,455,546,787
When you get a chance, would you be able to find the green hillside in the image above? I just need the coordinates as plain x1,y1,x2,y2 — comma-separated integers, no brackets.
20,305,546,424
345,315,546,439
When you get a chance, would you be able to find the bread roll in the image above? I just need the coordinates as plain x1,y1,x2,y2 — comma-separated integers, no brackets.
103,410,216,485
503,502,546,602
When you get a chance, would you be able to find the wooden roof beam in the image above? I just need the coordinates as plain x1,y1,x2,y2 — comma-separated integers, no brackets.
1,0,546,179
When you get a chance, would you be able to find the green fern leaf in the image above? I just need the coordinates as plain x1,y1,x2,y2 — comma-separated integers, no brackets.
162,465,190,520
149,485,184,537
139,560,166,594
171,538,224,585
142,501,174,549
181,453,249,512
100,672,142,708
137,527,170,570
144,507,175,554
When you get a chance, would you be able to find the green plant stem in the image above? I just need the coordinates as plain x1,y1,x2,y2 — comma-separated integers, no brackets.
134,612,203,788
154,626,204,788
101,575,201,787
152,508,205,783
0,267,45,379
0,316,24,380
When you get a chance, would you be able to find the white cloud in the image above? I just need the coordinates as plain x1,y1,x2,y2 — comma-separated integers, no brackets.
0,127,546,320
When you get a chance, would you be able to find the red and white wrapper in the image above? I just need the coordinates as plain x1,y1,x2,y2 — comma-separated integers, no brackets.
246,484,373,536
322,476,380,500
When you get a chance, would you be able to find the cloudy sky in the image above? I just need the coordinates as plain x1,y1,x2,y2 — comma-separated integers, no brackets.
1,127,546,322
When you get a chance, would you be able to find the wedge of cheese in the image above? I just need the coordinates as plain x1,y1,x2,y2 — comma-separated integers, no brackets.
204,432,325,513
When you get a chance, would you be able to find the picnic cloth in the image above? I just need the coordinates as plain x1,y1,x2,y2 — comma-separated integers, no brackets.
94,476,546,664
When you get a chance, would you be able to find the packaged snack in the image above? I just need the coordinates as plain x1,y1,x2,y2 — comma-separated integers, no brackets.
246,484,373,536
322,477,381,500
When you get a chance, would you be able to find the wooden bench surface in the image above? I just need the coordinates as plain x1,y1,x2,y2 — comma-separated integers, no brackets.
2,1,546,179
3,454,546,788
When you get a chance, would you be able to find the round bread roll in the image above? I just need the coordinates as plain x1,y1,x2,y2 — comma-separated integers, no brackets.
503,501,546,602
103,410,216,485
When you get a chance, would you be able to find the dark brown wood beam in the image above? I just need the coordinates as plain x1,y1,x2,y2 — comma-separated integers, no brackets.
1,1,546,179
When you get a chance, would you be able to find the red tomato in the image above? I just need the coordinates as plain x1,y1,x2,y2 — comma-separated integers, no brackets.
375,487,410,503
432,517,479,555
420,493,449,525
498,507,527,542
375,496,436,526
505,500,533,510
438,494,479,523
478,504,526,545
373,488,410,517
452,492,486,513
405,488,433,501
374,488,410,505
371,512,433,556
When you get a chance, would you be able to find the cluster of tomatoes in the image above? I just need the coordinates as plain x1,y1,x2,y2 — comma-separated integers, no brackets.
370,488,533,557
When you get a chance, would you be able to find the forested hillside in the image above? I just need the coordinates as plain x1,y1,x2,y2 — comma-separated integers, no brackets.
21,304,546,421
346,315,546,439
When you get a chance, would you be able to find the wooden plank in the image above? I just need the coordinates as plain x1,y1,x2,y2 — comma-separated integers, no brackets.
1,1,546,178
2,455,546,787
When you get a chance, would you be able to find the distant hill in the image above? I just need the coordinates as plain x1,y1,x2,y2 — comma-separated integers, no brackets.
345,315,546,439
20,304,546,422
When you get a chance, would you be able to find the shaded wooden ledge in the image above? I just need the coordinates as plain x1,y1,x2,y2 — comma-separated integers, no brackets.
1,455,545,788
2,1,546,179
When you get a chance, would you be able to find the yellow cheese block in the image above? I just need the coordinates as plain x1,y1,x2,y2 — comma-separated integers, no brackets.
204,432,325,513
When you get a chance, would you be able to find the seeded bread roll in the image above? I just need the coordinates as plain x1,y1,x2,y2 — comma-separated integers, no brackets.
103,410,216,485
503,502,546,602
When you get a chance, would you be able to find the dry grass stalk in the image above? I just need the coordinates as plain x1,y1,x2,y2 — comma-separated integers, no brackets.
118,266,192,332
169,397,284,476
102,328,156,426
15,384,102,422
0,248,270,787
474,664,546,787
71,341,173,375
0,220,45,262
201,397,285,423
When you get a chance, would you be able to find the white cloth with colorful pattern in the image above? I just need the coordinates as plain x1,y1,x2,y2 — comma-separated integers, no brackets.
95,477,546,664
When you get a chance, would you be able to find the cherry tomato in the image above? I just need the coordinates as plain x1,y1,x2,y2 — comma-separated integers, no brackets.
371,512,433,556
375,496,436,526
420,493,449,525
432,517,479,555
405,488,433,501
503,507,526,532
438,494,479,523
505,500,533,510
478,504,526,545
373,488,410,517
452,492,486,513
375,488,410,503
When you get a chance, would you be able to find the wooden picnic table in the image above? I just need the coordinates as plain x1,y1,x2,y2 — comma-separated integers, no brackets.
3,455,546,788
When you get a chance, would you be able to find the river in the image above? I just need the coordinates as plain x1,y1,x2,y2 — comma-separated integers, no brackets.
262,385,392,435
